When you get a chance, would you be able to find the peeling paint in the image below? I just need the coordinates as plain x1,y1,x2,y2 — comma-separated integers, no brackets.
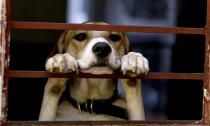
204,88,210,101
0,76,2,120
209,55,210,68
0,0,1,120
0,0,6,120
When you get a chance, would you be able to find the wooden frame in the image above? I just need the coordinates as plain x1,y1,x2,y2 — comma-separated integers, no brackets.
0,0,209,125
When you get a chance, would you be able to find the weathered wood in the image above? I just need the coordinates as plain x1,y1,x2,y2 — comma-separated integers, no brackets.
204,0,210,125
0,0,7,123
0,0,209,125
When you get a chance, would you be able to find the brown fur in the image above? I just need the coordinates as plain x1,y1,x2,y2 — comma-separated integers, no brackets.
50,22,130,58
39,22,147,121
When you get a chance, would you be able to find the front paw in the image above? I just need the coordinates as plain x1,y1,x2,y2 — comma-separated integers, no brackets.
121,52,149,75
45,53,78,74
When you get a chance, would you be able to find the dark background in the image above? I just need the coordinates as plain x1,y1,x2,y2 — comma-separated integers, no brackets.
8,0,205,121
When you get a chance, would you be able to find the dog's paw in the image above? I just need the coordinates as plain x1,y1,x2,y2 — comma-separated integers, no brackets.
121,52,149,75
45,53,78,74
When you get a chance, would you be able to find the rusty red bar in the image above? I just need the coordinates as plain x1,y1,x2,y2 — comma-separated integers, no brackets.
3,120,204,126
10,21,206,35
203,0,210,125
1,0,11,123
8,71,204,80
1,1,209,126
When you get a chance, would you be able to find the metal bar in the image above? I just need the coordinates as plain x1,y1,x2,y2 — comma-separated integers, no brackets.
3,120,204,126
10,21,206,35
1,1,208,126
204,0,210,125
1,0,10,123
8,71,204,80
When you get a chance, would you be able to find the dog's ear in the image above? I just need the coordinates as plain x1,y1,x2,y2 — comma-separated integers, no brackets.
57,30,68,53
122,33,130,54
48,31,68,58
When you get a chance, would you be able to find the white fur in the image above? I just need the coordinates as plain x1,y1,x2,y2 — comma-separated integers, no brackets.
70,79,116,103
39,78,68,121
121,52,149,75
77,37,121,74
120,52,149,120
46,53,78,73
39,34,149,121
120,79,145,120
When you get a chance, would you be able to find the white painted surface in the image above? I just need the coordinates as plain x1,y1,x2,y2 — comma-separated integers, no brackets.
0,0,3,119
0,0,6,119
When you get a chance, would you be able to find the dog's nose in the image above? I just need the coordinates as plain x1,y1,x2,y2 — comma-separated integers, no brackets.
92,42,111,58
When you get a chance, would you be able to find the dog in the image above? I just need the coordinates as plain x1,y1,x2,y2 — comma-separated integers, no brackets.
38,22,149,121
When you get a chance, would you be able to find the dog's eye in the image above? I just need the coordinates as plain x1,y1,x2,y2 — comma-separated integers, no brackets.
74,33,87,41
109,34,121,42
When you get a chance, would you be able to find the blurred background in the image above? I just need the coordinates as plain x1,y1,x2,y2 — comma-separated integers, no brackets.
8,0,205,121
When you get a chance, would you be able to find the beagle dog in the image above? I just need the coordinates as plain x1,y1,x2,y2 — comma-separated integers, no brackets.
39,22,149,121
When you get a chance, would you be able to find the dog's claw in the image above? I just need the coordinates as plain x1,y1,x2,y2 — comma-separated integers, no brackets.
72,66,75,71
123,70,126,75
137,69,140,75
132,68,135,73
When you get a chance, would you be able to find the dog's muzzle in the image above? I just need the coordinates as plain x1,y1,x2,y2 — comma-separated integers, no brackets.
92,42,111,59
77,38,120,73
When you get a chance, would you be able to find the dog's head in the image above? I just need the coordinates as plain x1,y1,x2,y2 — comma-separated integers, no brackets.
56,21,130,74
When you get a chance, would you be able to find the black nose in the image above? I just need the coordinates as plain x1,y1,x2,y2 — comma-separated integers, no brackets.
92,42,112,58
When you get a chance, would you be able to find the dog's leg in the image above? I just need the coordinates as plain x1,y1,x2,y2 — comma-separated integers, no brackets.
39,53,78,121
39,78,68,121
121,79,145,120
120,52,149,120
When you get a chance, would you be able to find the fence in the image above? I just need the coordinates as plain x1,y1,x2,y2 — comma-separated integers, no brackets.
0,0,209,125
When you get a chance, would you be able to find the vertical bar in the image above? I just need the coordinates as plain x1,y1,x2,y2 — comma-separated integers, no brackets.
1,0,10,123
204,0,210,125
0,0,5,123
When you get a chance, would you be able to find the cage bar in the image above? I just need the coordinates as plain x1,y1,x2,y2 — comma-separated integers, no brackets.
10,21,205,35
4,120,205,126
203,0,210,124
8,71,204,80
1,0,10,124
0,0,209,125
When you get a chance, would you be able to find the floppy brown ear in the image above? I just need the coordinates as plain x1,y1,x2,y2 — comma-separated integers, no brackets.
57,30,69,53
122,33,130,54
48,31,68,57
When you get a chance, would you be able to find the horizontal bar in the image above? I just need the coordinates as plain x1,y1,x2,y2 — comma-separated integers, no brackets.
4,120,204,126
10,21,206,35
8,71,204,80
